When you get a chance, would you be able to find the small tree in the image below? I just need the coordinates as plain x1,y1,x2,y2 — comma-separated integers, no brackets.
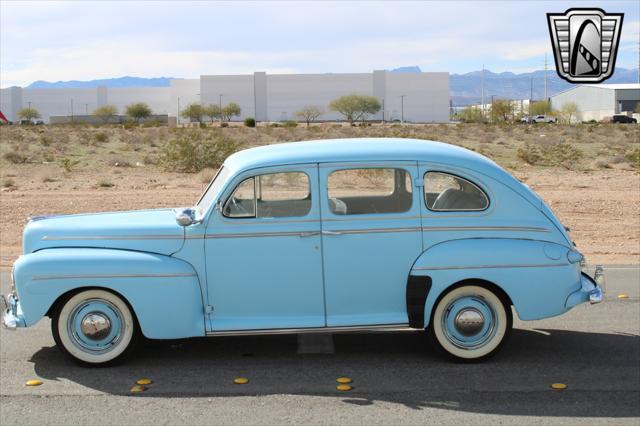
222,102,241,121
93,105,118,124
17,107,41,122
125,102,152,123
490,99,514,122
529,100,551,116
558,102,578,124
295,105,323,127
329,94,381,125
181,103,204,123
203,104,222,123
459,106,485,123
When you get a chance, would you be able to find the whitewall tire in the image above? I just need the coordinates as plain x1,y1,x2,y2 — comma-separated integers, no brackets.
430,285,511,361
52,289,138,366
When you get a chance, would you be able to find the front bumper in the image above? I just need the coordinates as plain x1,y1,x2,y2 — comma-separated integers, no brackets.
1,292,26,330
566,265,605,309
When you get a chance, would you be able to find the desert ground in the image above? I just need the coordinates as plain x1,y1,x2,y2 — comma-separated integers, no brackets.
1,123,638,267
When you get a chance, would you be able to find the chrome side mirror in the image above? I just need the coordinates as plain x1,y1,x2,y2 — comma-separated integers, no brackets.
175,208,196,227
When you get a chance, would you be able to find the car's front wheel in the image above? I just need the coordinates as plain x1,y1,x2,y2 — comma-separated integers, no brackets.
430,284,511,361
51,289,139,366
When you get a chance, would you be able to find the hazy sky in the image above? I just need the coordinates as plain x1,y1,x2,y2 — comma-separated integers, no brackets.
1,0,638,87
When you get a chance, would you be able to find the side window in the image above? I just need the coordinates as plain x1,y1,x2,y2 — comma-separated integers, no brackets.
327,168,412,215
224,172,311,218
224,177,256,218
424,172,489,211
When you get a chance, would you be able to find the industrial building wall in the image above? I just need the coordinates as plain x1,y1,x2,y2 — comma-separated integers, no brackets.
385,72,449,122
107,87,172,115
200,75,255,120
551,86,616,121
266,73,372,122
21,88,99,122
0,87,17,121
170,79,200,123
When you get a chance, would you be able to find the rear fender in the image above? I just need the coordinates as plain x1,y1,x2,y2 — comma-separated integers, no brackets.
409,238,581,324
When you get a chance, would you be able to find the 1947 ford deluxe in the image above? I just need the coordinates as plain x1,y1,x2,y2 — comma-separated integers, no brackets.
1,138,604,365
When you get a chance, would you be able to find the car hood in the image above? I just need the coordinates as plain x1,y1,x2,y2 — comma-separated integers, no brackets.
23,209,185,255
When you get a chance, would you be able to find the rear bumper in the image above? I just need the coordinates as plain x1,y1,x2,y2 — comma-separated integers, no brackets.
565,265,605,309
1,292,26,330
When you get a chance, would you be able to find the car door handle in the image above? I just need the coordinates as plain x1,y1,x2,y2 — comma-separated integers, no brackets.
299,231,321,238
321,230,342,236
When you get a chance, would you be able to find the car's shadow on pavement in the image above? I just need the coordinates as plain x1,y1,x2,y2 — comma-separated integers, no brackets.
29,328,640,417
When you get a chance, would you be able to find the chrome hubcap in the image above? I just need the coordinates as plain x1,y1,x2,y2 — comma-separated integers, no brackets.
454,308,484,337
80,313,112,340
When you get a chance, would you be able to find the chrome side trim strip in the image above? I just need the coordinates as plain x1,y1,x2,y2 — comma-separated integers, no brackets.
42,226,550,241
324,227,421,235
205,231,312,239
32,273,197,281
421,226,550,233
42,234,184,241
206,323,411,337
413,263,568,271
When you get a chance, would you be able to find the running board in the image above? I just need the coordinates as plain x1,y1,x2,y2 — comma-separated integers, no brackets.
206,323,412,337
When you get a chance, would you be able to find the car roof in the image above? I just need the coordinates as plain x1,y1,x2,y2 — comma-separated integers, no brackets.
225,138,498,173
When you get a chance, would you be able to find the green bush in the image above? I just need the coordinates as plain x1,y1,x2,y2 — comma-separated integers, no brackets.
94,131,109,143
244,117,256,128
159,130,238,172
282,120,298,128
516,143,541,165
626,148,640,170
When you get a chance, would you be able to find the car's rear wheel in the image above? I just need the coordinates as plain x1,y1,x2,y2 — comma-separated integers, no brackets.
430,284,511,361
51,289,139,366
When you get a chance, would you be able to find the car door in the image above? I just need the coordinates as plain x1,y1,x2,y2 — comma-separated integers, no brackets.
319,162,423,327
204,164,325,331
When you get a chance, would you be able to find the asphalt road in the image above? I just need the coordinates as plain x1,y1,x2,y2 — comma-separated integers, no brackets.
1,266,639,425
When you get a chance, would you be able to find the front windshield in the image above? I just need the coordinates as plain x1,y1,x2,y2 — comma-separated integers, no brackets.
195,166,230,219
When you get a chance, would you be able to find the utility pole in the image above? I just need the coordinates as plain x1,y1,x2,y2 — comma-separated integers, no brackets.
85,103,88,115
530,76,533,101
481,64,485,118
544,53,548,102
381,98,385,124
400,95,406,125
70,99,74,122
177,97,181,125
219,94,224,125
491,95,495,122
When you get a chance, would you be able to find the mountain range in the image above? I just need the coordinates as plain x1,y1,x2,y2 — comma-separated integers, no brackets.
25,67,640,106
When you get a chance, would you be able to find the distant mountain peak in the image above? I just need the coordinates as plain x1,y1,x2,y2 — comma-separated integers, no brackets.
27,76,178,89
388,66,422,73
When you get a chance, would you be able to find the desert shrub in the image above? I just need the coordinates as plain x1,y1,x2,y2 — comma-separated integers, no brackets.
220,122,229,128
142,120,163,128
244,117,256,128
97,179,114,188
626,148,640,170
282,120,298,128
110,159,131,167
2,177,15,188
59,157,80,172
593,159,611,169
517,143,542,165
40,135,53,146
543,143,583,169
270,123,281,128
94,131,109,143
159,130,238,172
3,151,28,164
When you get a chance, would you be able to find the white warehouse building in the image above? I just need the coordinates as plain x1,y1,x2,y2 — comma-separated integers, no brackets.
0,71,449,124
550,84,640,122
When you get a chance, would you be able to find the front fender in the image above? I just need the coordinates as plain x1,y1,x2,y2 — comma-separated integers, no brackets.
410,238,582,323
13,248,205,339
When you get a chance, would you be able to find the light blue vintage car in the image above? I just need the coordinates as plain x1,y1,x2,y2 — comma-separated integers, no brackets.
1,138,604,365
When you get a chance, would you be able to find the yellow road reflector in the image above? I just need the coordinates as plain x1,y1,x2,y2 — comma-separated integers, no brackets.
551,383,567,390
136,378,153,385
618,294,629,299
336,377,352,384
25,379,42,386
130,385,146,393
336,384,353,391
234,377,249,385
